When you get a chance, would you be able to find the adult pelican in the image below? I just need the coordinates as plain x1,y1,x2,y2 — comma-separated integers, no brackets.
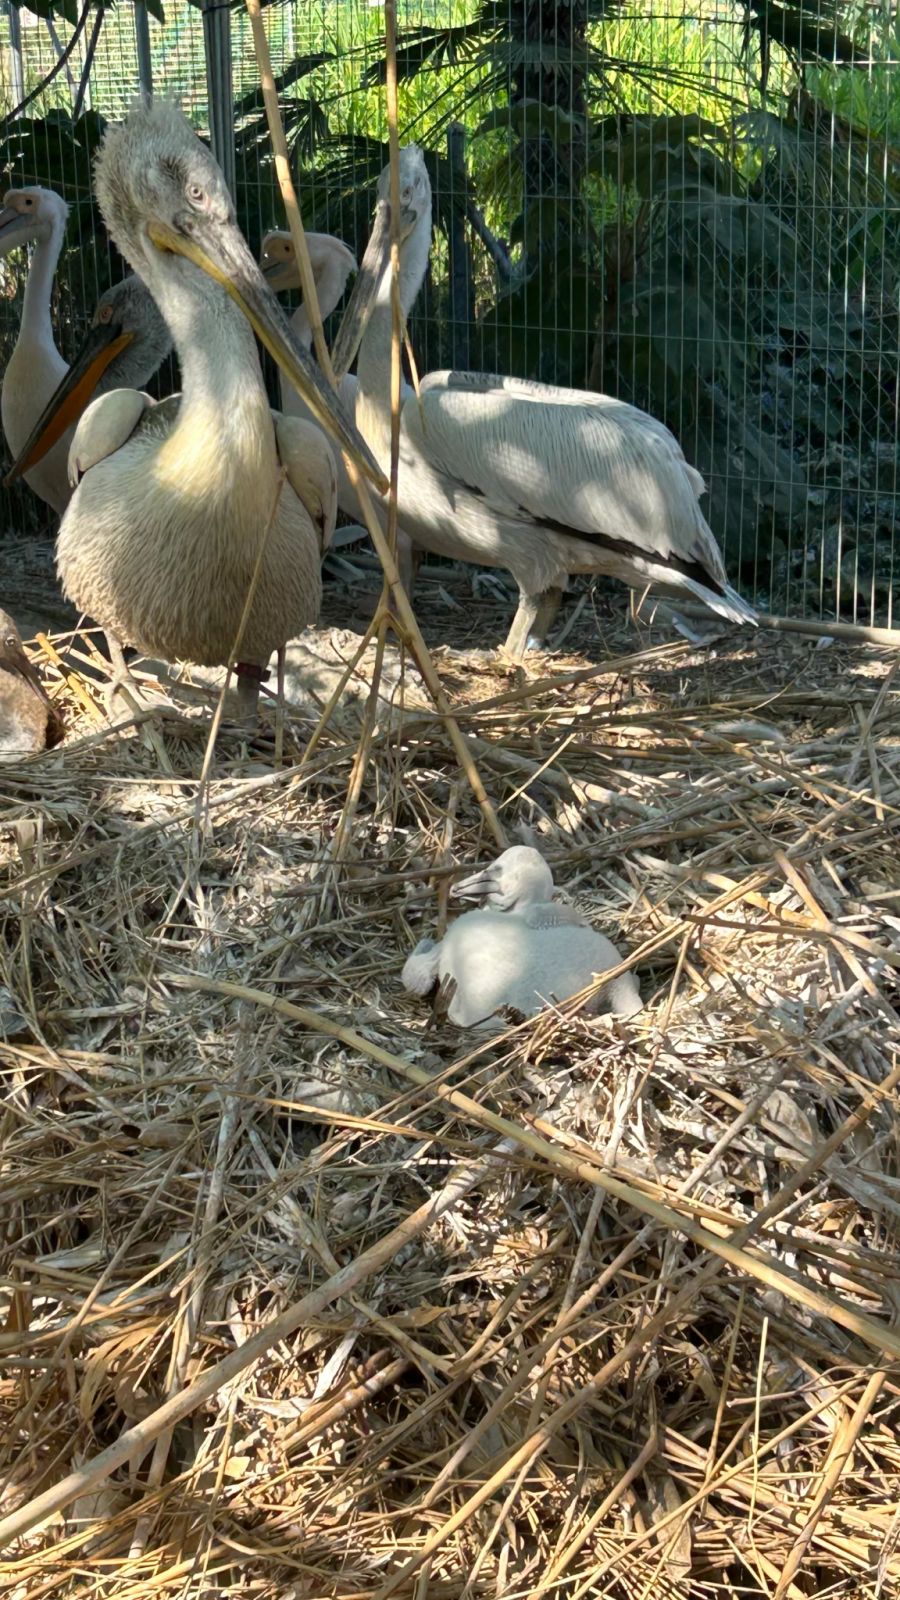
260,226,420,588
0,189,171,512
331,146,756,655
259,228,363,522
8,98,386,717
0,187,73,511
6,272,173,496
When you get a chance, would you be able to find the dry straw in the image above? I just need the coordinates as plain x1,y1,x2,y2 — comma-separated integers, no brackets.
1,12,900,1596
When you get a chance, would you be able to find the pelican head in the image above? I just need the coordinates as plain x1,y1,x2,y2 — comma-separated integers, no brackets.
260,228,356,305
5,274,173,483
330,144,432,380
451,847,555,913
88,97,385,489
0,186,68,256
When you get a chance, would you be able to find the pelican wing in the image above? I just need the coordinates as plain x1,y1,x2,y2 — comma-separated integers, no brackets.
522,902,589,931
274,413,338,553
68,389,153,486
407,371,726,584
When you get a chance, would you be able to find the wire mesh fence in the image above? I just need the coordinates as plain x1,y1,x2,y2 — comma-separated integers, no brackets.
0,0,898,625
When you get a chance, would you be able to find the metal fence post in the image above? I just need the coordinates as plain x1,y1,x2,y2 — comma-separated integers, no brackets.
201,0,236,198
7,0,24,114
134,0,153,95
447,122,473,370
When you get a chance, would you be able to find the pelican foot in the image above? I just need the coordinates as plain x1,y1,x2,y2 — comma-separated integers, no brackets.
104,667,148,723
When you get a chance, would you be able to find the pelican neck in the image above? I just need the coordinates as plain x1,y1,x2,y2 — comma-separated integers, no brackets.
355,207,432,461
20,216,65,348
163,278,275,458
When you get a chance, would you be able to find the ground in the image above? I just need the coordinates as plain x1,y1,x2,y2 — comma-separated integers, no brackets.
1,538,899,1598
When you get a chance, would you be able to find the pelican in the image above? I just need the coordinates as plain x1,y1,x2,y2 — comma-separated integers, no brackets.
0,186,72,511
6,272,174,497
0,189,172,512
0,608,64,758
7,98,386,717
332,146,757,655
402,845,642,1028
260,227,422,591
259,228,363,521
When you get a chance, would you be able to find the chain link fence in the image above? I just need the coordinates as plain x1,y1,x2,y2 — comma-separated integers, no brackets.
0,0,898,624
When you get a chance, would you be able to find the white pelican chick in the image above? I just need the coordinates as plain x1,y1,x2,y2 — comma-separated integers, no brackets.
332,147,756,656
402,845,642,1028
0,608,64,758
11,99,386,716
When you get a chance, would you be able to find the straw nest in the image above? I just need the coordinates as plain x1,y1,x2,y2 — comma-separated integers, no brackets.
2,562,899,1599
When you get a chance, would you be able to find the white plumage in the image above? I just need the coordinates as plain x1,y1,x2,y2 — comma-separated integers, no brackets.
260,226,421,592
332,145,756,655
0,188,172,513
402,846,642,1029
17,99,381,717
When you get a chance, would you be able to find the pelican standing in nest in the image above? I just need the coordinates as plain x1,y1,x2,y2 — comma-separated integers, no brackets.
402,846,642,1028
8,99,386,717
0,188,172,512
0,608,64,758
332,147,757,656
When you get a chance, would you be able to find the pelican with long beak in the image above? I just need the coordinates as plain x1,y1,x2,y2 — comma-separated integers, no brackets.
0,186,73,511
260,227,421,591
331,147,756,655
9,98,387,717
259,228,364,526
6,272,173,494
0,190,172,514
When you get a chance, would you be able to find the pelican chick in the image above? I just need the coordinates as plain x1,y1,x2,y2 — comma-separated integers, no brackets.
333,147,757,656
0,609,63,758
402,846,642,1028
8,98,386,720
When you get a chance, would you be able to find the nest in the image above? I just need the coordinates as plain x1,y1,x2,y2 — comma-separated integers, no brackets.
1,569,899,1598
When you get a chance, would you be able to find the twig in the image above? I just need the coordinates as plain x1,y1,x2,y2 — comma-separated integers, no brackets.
0,1155,498,1547
242,0,503,846
164,973,900,1364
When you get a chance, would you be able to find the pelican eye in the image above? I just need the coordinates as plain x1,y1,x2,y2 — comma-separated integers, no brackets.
187,182,207,207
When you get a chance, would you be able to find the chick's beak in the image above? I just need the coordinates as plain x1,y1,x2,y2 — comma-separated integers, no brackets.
450,866,497,901
4,320,135,483
147,216,388,493
259,232,299,293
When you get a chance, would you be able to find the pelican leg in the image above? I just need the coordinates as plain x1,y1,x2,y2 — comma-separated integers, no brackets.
504,586,564,659
230,668,259,726
104,630,145,718
526,585,565,650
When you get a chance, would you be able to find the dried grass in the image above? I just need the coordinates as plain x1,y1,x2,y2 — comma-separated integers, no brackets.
1,569,899,1598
